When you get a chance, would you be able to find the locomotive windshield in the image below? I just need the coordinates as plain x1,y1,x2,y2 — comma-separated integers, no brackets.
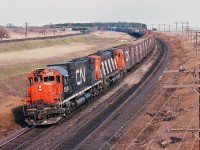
34,76,43,83
28,75,56,85
44,76,55,82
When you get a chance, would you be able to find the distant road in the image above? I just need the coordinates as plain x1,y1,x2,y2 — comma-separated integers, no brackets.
0,33,85,43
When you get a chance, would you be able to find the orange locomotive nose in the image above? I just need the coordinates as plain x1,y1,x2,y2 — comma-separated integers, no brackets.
26,68,63,104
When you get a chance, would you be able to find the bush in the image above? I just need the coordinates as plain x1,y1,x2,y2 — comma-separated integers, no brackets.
0,28,10,39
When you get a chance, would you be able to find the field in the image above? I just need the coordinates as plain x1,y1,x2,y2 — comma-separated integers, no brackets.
0,31,135,139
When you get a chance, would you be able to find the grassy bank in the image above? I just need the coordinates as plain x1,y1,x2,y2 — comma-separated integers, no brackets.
0,34,111,53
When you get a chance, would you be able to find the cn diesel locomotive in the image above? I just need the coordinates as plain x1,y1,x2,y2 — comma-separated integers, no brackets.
24,30,155,125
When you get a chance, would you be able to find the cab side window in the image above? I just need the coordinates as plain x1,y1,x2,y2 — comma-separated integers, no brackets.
63,77,68,86
28,77,33,86
56,75,60,83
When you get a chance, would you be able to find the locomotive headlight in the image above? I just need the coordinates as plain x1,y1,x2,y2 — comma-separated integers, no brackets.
38,85,42,92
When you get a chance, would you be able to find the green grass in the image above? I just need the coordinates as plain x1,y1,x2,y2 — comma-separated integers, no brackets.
0,33,131,80
0,34,102,53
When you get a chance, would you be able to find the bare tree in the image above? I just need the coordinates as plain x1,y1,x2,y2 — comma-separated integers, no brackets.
6,23,15,28
0,28,10,39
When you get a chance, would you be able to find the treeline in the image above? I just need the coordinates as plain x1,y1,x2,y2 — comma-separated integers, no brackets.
53,22,147,30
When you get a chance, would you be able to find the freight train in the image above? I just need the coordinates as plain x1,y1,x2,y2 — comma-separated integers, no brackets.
23,30,155,125
114,27,145,38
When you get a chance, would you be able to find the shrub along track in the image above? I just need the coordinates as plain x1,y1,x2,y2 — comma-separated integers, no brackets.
0,37,170,150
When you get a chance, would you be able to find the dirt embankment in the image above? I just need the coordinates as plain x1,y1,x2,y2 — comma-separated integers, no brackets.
115,32,199,150
0,31,134,139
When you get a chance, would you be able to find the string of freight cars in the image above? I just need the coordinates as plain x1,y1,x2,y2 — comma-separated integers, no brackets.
23,29,155,126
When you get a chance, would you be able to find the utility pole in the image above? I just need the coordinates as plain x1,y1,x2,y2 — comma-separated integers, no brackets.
174,22,179,33
151,24,154,30
24,21,29,38
182,22,184,34
195,31,199,55
158,24,161,31
168,25,171,34
185,27,188,41
194,31,200,55
189,29,193,43
163,24,166,32
186,22,189,41
53,27,56,36
181,22,189,35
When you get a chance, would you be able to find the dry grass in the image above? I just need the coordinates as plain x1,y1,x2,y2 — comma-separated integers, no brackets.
113,32,200,150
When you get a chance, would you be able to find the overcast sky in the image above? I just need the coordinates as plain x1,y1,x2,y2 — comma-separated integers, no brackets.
1,0,200,28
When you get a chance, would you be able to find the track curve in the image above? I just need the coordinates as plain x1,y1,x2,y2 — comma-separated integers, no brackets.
50,37,170,150
0,36,170,150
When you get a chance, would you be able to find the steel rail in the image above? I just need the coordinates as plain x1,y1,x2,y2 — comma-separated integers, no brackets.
52,38,164,150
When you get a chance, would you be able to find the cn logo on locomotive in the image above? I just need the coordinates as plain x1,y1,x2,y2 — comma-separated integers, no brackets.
76,68,86,85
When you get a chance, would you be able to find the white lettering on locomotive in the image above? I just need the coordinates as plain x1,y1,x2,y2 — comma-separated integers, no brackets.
76,68,86,85
101,62,106,76
107,59,112,72
111,58,116,70
104,60,110,74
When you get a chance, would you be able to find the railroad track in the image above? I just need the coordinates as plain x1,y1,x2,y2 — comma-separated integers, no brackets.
0,37,168,150
50,38,169,150
0,105,88,150
0,126,49,150
97,38,170,150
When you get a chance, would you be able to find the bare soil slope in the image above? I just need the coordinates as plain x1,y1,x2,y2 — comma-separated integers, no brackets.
115,32,199,150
